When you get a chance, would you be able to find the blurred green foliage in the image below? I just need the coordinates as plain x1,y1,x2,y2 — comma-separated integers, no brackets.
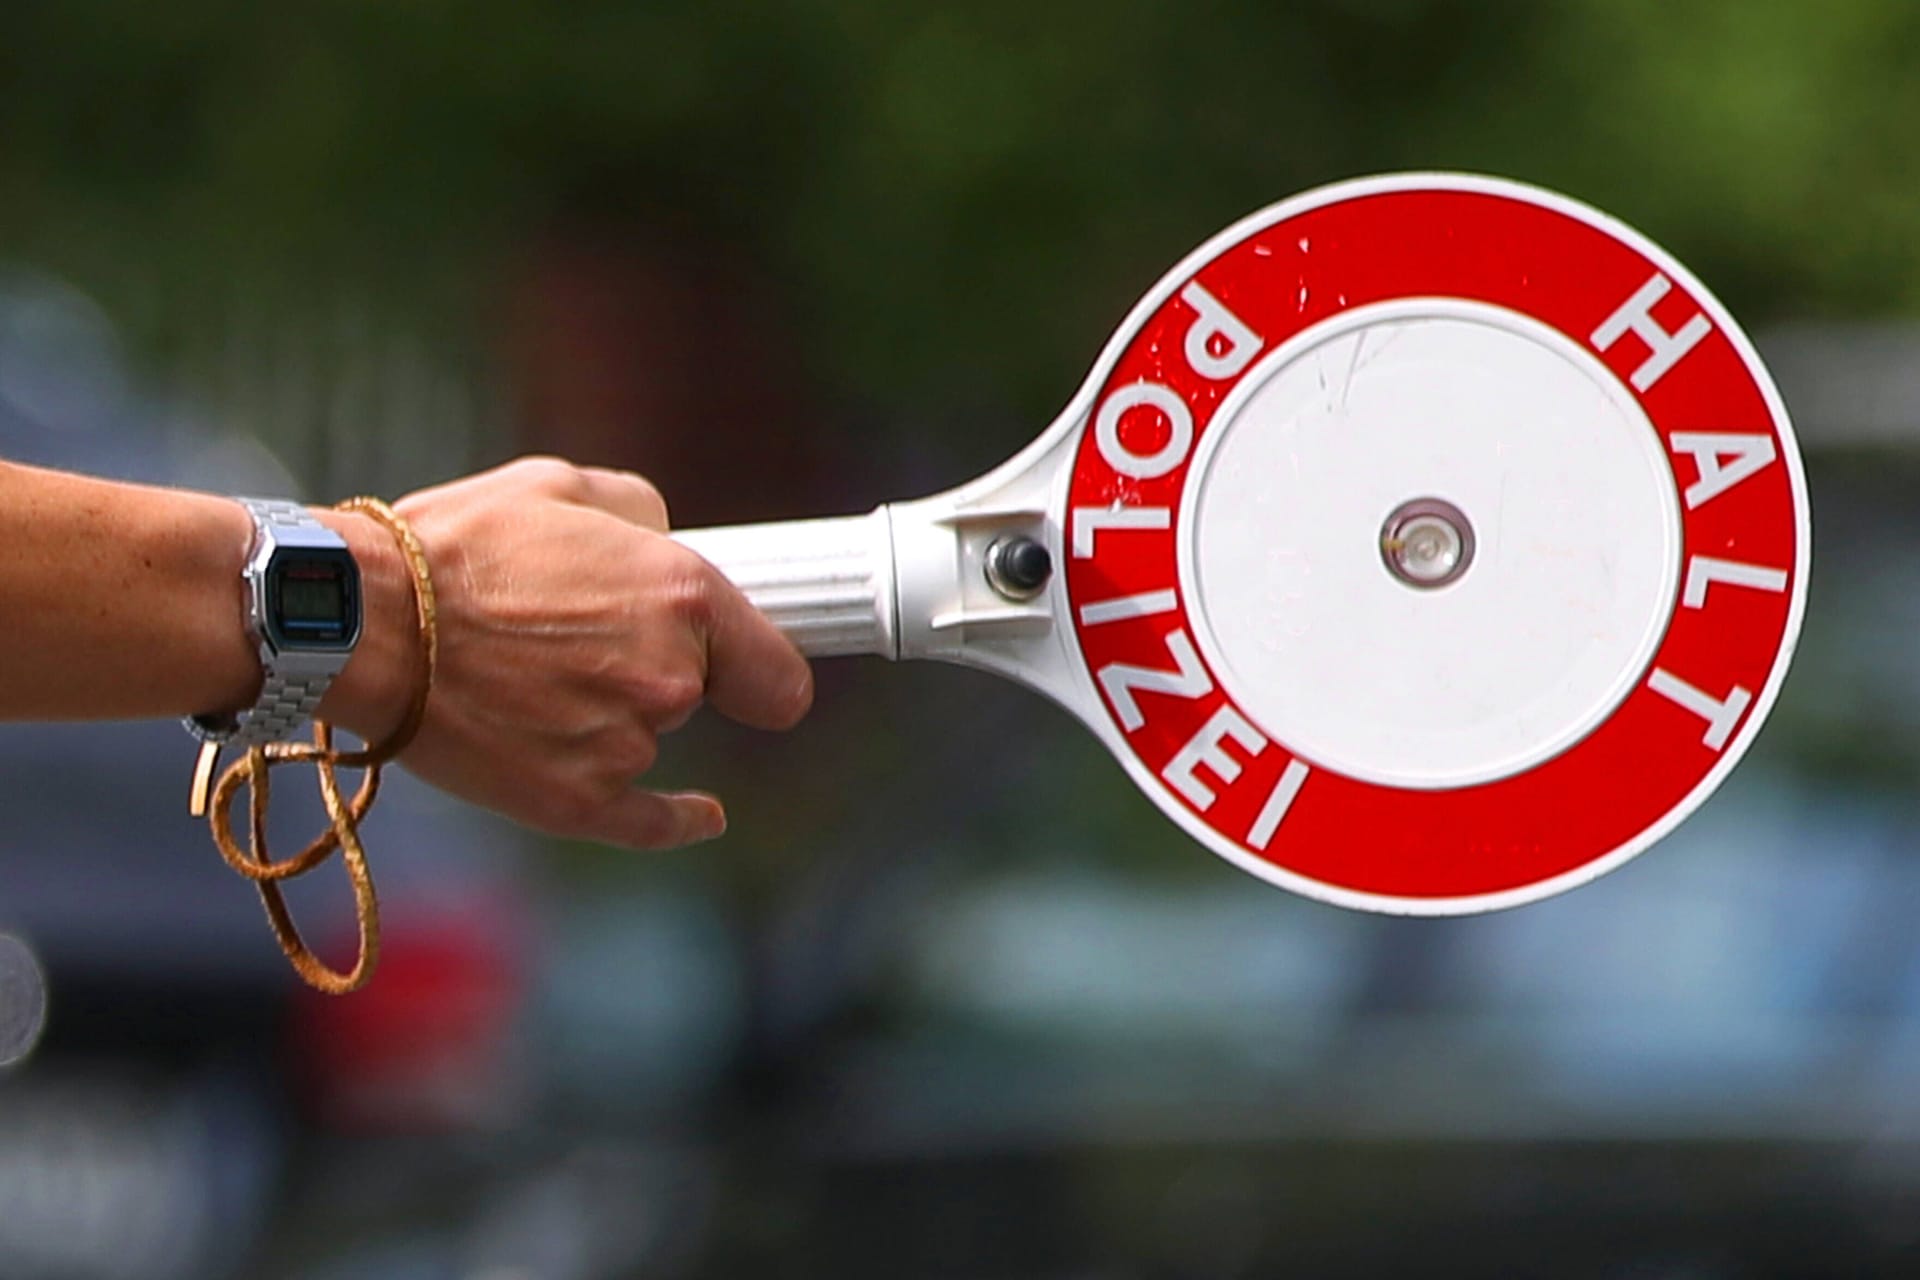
5,0,1920,428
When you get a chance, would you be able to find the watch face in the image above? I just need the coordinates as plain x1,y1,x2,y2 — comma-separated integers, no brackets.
265,548,361,651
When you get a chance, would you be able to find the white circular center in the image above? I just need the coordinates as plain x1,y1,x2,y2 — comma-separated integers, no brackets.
1180,298,1681,790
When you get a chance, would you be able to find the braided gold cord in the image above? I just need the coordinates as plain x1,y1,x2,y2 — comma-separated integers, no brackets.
332,497,439,767
193,497,436,995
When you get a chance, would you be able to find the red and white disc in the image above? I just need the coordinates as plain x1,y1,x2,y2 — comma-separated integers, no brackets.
1059,173,1809,912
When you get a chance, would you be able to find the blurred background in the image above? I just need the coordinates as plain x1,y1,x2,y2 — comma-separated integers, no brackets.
1,1,1918,1276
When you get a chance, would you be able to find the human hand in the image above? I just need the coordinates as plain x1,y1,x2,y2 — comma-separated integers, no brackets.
320,456,813,848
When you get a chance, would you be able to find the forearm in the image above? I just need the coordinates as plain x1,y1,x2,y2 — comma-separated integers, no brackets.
0,460,410,734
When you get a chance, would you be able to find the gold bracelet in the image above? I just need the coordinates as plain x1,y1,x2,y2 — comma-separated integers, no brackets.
188,496,438,995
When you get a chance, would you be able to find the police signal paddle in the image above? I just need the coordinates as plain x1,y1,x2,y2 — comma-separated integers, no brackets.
674,173,1810,914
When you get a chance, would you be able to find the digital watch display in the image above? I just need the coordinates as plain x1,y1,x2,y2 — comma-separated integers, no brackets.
265,550,360,651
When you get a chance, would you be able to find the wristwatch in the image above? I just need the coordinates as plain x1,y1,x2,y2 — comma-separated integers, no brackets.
185,497,362,748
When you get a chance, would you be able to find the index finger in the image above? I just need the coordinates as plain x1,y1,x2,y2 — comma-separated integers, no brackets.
574,466,671,532
685,555,815,732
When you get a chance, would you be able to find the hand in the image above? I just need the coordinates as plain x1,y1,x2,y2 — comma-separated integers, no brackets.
321,456,813,849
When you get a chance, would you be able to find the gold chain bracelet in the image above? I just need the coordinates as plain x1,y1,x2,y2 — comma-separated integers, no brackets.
187,496,438,995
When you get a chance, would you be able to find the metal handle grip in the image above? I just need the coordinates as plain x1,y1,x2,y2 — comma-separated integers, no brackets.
672,508,898,659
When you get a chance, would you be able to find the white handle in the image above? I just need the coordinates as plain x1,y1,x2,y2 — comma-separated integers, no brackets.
673,508,898,658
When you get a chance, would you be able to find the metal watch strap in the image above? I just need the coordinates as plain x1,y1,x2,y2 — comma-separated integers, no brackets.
215,669,333,747
187,498,348,748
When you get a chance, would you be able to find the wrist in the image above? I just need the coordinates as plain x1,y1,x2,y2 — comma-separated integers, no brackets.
186,492,271,718
314,507,418,745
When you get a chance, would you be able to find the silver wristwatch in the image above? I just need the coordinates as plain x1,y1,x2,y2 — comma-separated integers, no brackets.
185,497,363,748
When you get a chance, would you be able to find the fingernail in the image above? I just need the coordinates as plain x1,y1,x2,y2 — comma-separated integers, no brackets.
696,809,728,843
